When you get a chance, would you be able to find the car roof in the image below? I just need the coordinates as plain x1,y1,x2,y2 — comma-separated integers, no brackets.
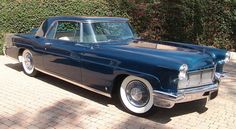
36,16,129,37
47,16,129,22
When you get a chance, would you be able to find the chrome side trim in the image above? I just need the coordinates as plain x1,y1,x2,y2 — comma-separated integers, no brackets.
35,68,111,98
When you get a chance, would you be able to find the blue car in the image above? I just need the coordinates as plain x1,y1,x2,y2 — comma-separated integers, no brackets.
5,16,230,116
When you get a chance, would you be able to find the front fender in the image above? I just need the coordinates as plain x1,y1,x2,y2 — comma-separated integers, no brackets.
113,67,161,91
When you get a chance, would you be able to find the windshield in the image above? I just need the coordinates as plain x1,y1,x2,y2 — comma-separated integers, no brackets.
82,22,136,43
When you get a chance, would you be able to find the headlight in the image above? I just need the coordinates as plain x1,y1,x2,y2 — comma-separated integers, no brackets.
224,51,230,63
178,64,188,80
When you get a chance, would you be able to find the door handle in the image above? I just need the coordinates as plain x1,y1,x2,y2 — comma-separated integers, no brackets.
45,42,52,47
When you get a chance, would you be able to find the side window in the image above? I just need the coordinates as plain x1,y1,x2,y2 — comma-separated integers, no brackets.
46,22,58,39
82,23,96,43
47,21,80,42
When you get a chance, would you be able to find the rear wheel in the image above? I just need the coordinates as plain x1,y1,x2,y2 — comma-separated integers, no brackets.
119,75,155,116
22,49,38,76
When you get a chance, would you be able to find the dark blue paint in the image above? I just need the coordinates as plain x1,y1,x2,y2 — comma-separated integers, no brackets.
5,16,227,95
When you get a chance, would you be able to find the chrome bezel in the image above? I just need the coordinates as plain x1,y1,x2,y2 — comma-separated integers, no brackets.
178,64,188,80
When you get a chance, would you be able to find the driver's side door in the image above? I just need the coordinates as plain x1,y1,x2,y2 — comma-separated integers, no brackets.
43,21,84,82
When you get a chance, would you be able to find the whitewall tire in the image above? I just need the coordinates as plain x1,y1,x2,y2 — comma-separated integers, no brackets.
119,75,155,115
22,49,38,76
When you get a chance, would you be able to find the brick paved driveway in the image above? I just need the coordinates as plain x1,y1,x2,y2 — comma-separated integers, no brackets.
0,56,235,129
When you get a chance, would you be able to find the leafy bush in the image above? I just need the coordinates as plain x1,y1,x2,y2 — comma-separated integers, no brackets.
0,0,128,33
0,0,235,55
231,0,236,50
0,0,129,54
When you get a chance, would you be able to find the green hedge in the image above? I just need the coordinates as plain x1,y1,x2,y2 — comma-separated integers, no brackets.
0,0,128,33
0,0,129,54
0,0,235,55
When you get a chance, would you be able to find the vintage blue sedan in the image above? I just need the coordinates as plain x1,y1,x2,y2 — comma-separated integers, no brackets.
5,16,230,115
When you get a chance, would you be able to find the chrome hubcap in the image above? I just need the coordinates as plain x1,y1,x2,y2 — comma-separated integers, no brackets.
126,80,150,107
130,88,143,101
24,53,33,71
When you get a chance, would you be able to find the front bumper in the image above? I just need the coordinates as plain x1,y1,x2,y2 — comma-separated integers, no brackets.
153,83,219,108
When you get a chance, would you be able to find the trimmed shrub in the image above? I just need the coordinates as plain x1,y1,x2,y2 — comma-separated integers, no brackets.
0,0,128,34
0,0,235,55
0,0,129,54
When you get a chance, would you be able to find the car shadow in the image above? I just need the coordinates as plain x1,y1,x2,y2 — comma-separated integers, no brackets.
5,62,209,124
5,63,112,107
5,62,23,72
147,99,208,124
36,73,113,107
113,95,208,124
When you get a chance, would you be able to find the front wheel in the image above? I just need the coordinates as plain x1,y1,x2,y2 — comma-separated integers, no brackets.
119,75,155,116
22,49,38,77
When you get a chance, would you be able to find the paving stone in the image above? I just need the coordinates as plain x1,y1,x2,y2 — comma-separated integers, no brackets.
0,56,235,129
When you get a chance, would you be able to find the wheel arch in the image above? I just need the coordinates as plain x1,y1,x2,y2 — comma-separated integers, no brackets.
18,48,25,56
17,48,27,62
17,46,34,62
111,71,161,98
111,74,129,97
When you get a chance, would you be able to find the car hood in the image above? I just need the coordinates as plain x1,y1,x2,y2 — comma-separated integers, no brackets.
102,41,215,71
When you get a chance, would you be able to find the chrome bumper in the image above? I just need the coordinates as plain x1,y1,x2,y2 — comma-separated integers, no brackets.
153,83,219,108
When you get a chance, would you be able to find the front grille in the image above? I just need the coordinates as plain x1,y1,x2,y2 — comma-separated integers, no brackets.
187,68,215,88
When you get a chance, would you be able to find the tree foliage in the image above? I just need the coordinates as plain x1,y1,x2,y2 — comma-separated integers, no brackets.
121,0,235,50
